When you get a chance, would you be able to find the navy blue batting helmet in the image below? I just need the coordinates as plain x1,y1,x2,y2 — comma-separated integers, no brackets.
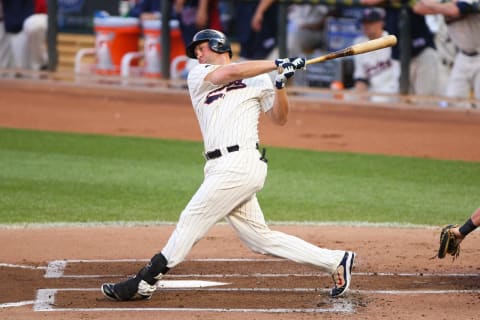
186,29,232,59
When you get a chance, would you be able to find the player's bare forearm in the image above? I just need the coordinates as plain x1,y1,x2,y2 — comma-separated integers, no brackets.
471,207,480,226
267,89,289,126
206,60,276,85
196,0,209,28
413,0,460,17
251,0,276,31
452,207,480,240
360,0,385,6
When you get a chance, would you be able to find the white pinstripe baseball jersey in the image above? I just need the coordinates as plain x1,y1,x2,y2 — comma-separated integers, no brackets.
187,63,275,152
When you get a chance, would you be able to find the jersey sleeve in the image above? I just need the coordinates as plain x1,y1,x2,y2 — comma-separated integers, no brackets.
187,64,220,99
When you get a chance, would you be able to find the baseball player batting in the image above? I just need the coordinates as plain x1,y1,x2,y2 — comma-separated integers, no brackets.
101,29,355,301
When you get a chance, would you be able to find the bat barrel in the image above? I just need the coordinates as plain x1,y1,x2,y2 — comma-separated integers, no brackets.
306,35,397,66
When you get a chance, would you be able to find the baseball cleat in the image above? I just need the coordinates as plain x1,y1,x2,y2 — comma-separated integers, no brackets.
330,251,355,298
101,281,154,301
101,283,123,301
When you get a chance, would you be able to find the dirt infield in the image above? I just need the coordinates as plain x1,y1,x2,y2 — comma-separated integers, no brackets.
1,78,480,320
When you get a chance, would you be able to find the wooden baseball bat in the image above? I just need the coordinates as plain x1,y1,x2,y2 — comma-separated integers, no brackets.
306,35,397,65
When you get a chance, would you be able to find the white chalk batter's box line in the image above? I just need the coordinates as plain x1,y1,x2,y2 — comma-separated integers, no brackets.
31,287,480,314
1,259,480,314
43,258,480,279
34,288,355,314
36,258,480,314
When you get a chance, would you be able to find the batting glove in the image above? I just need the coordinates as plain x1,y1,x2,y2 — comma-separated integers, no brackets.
291,57,306,70
275,63,295,89
275,57,306,70
274,58,290,68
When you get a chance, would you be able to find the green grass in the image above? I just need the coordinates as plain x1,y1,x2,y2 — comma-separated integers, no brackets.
0,127,479,226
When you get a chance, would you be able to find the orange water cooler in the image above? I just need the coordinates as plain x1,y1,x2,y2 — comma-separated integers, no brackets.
94,17,141,75
141,19,186,78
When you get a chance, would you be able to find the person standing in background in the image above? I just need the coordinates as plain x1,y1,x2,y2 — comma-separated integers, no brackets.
285,3,331,86
0,1,14,69
1,0,48,71
23,0,48,70
353,7,400,100
236,0,278,60
414,0,480,105
285,4,330,58
361,0,448,96
423,12,457,71
174,0,222,49
128,0,162,21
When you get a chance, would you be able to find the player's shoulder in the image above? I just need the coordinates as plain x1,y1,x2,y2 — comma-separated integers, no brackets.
187,64,215,80
187,64,224,93
190,63,214,73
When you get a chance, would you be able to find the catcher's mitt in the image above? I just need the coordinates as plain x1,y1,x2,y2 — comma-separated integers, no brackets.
437,224,461,260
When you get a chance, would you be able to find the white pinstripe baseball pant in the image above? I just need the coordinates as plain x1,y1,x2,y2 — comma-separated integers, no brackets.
161,148,344,274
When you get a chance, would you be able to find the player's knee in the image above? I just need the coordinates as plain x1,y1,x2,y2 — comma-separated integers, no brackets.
241,226,277,252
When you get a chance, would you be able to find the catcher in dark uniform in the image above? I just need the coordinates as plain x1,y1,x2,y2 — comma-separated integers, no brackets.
437,207,480,260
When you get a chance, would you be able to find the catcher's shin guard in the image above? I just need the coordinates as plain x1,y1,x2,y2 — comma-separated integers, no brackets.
102,253,169,301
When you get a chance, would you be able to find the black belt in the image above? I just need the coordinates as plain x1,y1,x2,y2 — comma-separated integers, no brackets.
461,49,478,57
204,143,259,160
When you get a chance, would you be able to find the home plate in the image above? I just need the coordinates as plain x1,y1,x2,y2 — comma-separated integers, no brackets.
156,280,229,288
